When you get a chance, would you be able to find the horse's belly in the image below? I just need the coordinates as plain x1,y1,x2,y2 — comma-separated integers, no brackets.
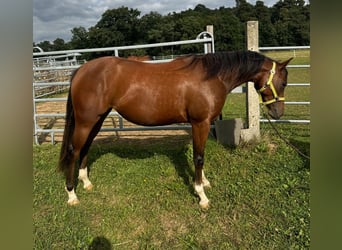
115,104,187,126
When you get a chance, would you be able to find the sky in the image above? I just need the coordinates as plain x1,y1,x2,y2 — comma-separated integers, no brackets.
33,0,294,43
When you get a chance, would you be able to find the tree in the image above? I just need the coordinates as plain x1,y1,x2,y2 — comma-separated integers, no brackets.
194,4,212,14
52,38,69,51
271,0,310,45
91,7,141,47
142,14,180,56
255,1,277,46
212,7,245,51
70,26,89,49
234,0,257,23
138,12,164,43
49,2,309,58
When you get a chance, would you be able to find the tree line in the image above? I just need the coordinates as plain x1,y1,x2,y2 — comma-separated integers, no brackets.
33,0,310,59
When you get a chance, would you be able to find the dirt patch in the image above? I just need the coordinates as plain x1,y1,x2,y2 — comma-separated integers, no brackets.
159,212,188,238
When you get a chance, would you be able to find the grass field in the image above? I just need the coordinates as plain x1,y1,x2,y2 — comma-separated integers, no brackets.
33,134,309,249
33,49,310,249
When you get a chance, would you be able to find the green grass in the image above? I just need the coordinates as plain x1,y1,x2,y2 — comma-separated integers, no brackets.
33,49,310,249
33,131,309,249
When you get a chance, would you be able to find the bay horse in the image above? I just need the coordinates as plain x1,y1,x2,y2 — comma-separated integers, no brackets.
58,51,292,208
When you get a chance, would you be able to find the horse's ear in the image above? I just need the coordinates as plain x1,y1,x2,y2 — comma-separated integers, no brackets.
279,57,293,69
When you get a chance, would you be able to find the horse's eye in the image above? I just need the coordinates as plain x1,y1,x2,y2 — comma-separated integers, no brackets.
282,82,287,87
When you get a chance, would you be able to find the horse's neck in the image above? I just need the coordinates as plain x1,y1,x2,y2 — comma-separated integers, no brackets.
228,59,264,93
220,72,256,94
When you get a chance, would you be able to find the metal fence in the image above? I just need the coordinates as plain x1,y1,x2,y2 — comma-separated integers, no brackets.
33,31,215,144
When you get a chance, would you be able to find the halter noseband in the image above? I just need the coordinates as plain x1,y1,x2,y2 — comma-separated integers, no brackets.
257,62,285,105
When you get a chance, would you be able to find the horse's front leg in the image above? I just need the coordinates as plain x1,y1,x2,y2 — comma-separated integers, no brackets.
192,121,211,209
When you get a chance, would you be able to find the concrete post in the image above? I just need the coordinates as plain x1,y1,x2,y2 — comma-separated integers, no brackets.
240,21,260,142
206,25,214,53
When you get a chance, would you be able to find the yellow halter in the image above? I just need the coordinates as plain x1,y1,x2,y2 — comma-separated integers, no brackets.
257,62,285,105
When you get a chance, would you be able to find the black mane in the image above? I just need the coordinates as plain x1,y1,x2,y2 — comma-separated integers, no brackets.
186,51,267,82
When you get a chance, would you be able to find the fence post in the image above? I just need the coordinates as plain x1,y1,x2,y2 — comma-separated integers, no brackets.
206,25,214,53
240,21,260,142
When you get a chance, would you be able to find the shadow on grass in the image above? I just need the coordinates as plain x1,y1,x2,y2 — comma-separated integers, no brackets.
288,138,310,169
88,236,112,250
87,134,195,193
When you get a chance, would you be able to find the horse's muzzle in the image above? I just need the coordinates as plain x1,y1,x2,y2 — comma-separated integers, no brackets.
266,101,284,120
269,111,281,120
268,107,284,120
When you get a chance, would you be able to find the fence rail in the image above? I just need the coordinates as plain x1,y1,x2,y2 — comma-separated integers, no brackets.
33,36,214,57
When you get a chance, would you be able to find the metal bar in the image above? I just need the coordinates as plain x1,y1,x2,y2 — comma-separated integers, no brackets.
259,46,310,50
285,101,310,105
259,119,310,124
34,98,67,102
33,86,39,145
35,91,67,99
33,82,70,87
144,59,173,63
287,65,310,68
288,83,310,86
35,113,65,118
119,116,123,129
34,111,121,118
33,38,213,57
34,65,79,71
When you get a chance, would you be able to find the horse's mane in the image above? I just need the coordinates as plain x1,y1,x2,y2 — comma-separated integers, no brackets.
182,51,267,81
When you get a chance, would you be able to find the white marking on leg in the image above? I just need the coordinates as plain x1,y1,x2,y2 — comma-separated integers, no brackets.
65,187,79,205
194,182,209,209
78,167,93,190
202,170,211,188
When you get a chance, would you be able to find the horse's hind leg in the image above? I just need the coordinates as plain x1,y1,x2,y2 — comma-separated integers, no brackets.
64,120,98,205
64,126,90,205
78,109,111,191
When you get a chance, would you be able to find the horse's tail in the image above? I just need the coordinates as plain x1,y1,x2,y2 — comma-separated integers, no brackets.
58,68,79,174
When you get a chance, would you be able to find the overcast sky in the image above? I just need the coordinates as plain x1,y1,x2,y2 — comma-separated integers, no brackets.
33,0,297,43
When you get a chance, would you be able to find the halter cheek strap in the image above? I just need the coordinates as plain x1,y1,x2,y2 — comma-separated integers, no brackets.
257,62,285,105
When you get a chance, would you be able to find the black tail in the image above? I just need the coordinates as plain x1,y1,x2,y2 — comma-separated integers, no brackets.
58,69,78,174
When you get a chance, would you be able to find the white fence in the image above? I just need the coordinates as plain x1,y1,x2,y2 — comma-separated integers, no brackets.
33,30,215,144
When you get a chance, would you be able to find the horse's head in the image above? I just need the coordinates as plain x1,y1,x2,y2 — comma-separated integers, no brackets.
253,58,293,119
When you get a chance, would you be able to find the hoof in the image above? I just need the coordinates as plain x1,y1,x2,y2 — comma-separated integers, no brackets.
199,200,209,209
84,183,93,191
67,198,80,206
